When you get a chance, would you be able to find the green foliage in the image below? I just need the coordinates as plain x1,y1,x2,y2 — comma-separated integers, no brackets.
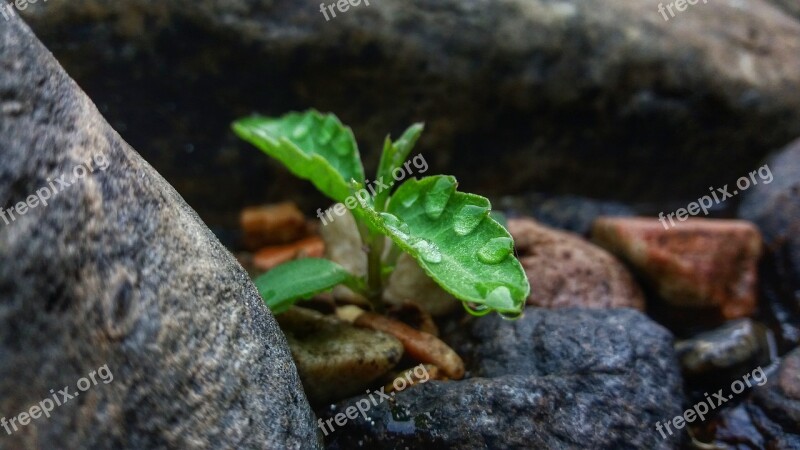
233,110,530,317
252,258,364,314
233,111,364,203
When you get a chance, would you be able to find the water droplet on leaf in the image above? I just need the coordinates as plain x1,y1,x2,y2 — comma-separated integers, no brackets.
401,191,420,208
380,212,410,239
333,131,353,155
499,310,524,321
453,204,488,235
292,125,309,139
424,177,455,220
317,126,334,145
412,239,442,263
463,302,492,316
484,286,515,310
477,237,513,264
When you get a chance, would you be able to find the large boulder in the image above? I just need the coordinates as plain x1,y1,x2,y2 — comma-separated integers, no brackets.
326,308,684,449
13,0,800,226
739,138,800,349
0,18,320,449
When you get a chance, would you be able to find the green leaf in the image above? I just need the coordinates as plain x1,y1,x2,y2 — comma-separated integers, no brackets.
253,258,364,314
232,110,365,203
352,175,530,315
373,123,424,210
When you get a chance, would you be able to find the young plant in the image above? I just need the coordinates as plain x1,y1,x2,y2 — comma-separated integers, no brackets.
232,110,530,317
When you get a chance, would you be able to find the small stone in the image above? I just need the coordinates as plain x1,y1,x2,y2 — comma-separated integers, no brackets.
252,235,324,271
592,217,763,320
675,319,772,377
277,307,404,404
240,202,310,250
507,218,645,310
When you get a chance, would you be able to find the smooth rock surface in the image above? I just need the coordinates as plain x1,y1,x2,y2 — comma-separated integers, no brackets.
508,218,645,310
326,308,683,449
0,18,319,449
276,307,404,404
17,0,800,225
675,319,772,377
593,217,763,320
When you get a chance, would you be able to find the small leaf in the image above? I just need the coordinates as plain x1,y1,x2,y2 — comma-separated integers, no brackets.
373,123,424,210
233,110,365,203
253,258,363,314
352,175,530,315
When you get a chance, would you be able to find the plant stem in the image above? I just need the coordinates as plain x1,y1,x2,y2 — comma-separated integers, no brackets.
366,234,384,312
356,220,384,312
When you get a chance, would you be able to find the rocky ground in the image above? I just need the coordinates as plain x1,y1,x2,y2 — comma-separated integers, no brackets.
1,0,799,449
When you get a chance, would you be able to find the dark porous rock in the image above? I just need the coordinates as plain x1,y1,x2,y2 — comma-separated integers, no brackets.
326,308,683,449
0,19,319,449
714,348,800,448
739,138,800,350
16,0,800,226
675,319,773,382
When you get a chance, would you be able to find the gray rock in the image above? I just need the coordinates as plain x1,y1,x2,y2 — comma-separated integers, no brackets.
16,0,800,225
325,308,683,449
739,138,800,349
0,18,320,449
675,319,772,377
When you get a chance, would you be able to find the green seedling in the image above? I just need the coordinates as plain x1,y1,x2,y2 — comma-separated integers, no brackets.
232,110,530,317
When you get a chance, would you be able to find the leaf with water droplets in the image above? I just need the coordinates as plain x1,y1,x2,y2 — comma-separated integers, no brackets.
232,110,365,203
352,175,529,316
374,123,425,210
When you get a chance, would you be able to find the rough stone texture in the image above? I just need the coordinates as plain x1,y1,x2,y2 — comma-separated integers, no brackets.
715,348,800,447
508,218,645,310
739,137,800,350
326,308,684,449
593,217,763,320
13,0,800,226
0,18,320,449
276,307,403,405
